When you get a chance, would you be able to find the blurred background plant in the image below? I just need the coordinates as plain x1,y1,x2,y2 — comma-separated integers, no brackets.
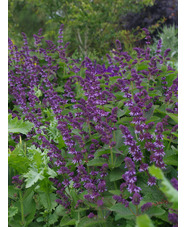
8,0,178,60
150,25,178,68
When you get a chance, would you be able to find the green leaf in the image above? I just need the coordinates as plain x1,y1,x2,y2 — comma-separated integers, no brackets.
8,185,18,200
39,192,57,211
149,166,178,209
166,113,178,123
148,166,164,180
48,212,59,225
60,216,76,226
23,169,44,188
110,204,134,219
136,214,154,227
109,168,123,181
55,205,66,216
94,149,110,158
164,155,178,166
117,109,126,118
8,114,34,135
8,206,18,218
87,158,106,166
115,130,124,149
109,190,121,196
47,167,57,178
78,216,106,227
8,154,30,173
145,207,165,217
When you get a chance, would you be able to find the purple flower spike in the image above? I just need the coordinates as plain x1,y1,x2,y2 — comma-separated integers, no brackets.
88,212,95,218
171,178,178,191
141,202,152,212
148,176,156,186
132,192,142,205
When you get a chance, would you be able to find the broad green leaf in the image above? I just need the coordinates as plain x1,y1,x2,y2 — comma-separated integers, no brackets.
8,206,18,218
78,216,105,227
117,109,126,118
109,190,121,196
136,214,154,227
164,155,178,166
55,205,66,216
160,177,178,209
115,130,124,149
166,113,178,123
109,168,123,181
60,216,76,226
87,158,106,166
23,169,44,188
8,186,18,200
47,167,57,178
39,192,57,211
149,166,178,209
148,166,164,180
8,154,30,173
94,149,110,158
8,114,34,135
48,212,59,225
145,207,165,217
110,204,134,219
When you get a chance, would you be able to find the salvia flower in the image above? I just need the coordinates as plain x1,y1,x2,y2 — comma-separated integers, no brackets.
141,202,152,212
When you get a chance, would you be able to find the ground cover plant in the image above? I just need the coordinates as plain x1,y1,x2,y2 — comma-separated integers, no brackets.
8,25,178,227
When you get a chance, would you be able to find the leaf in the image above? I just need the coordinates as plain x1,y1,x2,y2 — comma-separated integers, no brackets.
149,166,178,209
145,207,166,217
148,166,164,180
166,113,178,123
8,207,18,218
78,216,105,227
109,190,121,196
164,155,178,166
144,107,154,121
8,114,34,135
117,109,126,118
110,204,134,219
87,158,106,166
23,191,36,225
55,205,66,216
115,130,124,149
109,168,123,181
48,212,59,225
39,192,57,211
23,169,44,188
8,185,18,200
8,154,30,173
60,216,76,226
94,149,110,158
47,167,57,178
136,214,154,227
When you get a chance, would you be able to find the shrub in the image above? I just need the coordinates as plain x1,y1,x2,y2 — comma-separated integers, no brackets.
8,25,178,227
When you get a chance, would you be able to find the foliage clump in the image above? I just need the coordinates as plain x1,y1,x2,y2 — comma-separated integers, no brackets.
8,25,178,227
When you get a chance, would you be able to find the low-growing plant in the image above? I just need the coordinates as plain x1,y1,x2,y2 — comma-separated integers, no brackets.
8,25,178,227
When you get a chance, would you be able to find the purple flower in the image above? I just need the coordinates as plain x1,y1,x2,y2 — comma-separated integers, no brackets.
97,199,103,207
168,212,178,226
132,193,142,205
171,178,178,191
141,202,152,212
148,176,156,186
88,212,95,218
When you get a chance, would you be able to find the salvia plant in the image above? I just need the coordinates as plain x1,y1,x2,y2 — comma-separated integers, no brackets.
8,25,178,227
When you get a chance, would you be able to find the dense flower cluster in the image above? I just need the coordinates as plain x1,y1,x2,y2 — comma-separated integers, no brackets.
8,25,178,225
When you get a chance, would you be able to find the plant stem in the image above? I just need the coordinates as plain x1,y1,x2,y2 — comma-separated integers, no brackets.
19,190,25,226
110,146,114,167
136,205,139,216
128,206,136,216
